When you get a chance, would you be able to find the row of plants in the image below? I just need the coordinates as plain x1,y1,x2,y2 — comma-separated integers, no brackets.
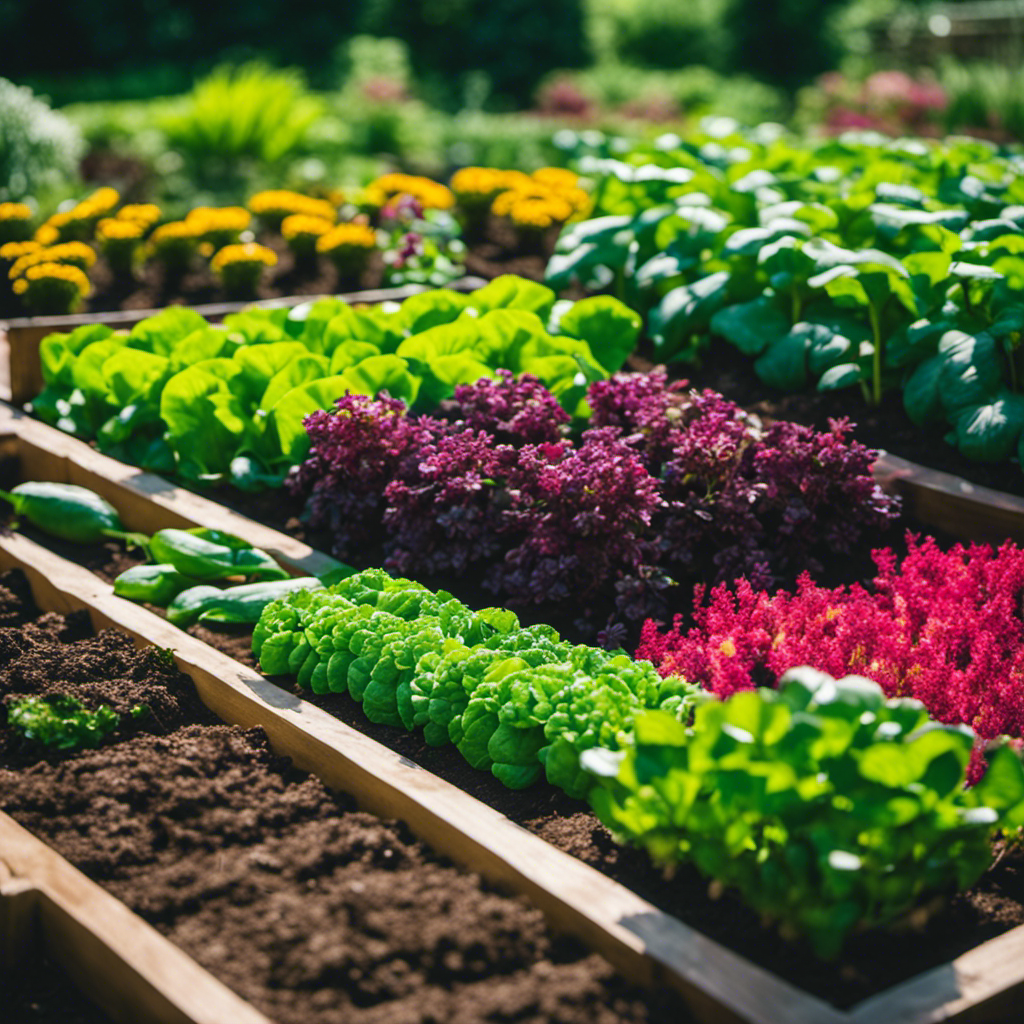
244,563,1024,961
6,468,1024,971
547,127,1024,474
289,369,896,636
0,165,593,315
31,277,639,491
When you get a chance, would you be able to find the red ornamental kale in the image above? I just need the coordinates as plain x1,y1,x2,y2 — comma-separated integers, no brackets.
638,535,1024,743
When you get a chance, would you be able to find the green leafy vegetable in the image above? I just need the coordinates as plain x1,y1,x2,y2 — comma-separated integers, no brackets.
7,694,120,750
583,667,1024,959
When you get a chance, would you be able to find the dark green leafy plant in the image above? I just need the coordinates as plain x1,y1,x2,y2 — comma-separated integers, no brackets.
583,667,1024,959
549,128,1024,471
7,693,120,750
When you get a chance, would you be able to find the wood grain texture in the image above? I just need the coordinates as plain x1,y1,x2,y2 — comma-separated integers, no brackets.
0,814,272,1024
0,277,487,404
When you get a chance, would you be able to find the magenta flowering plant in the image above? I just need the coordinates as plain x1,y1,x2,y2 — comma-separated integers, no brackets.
290,371,898,637
637,534,1024,753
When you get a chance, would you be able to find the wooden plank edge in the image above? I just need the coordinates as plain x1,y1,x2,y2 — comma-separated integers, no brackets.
0,814,273,1024
0,526,848,1024
0,406,341,579
873,451,1024,545
848,921,1024,1024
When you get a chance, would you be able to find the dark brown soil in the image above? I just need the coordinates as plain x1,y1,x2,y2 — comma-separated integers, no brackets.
679,339,1024,499
0,571,687,1024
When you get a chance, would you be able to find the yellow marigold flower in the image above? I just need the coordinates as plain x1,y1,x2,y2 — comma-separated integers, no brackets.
0,202,32,222
0,201,33,244
0,240,41,263
210,242,278,272
531,167,579,191
210,242,277,298
11,261,91,314
35,212,71,246
281,214,334,262
491,188,574,230
185,206,251,247
97,218,144,241
8,241,95,281
84,187,120,215
248,190,338,229
450,167,513,206
317,222,377,277
281,214,334,241
149,221,199,272
151,221,197,244
116,204,162,230
97,219,143,276
363,173,455,211
316,222,377,254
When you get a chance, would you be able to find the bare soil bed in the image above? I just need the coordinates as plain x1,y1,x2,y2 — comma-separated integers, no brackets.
0,569,687,1024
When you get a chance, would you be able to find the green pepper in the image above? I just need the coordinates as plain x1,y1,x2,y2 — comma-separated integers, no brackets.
167,577,324,628
150,527,289,582
112,564,199,606
0,482,149,548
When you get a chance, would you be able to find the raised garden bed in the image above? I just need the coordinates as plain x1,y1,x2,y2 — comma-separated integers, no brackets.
0,277,488,405
1,404,1024,1023
0,565,687,1024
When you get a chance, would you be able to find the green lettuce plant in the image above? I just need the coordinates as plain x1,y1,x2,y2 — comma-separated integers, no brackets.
32,276,640,490
583,667,1024,959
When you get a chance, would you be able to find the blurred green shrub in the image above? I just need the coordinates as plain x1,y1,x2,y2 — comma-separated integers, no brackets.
587,0,732,72
538,64,785,126
940,60,1024,142
0,78,83,201
161,64,325,178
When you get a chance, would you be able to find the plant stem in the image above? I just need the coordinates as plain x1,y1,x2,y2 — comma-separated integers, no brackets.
791,286,802,325
869,302,883,407
961,279,973,315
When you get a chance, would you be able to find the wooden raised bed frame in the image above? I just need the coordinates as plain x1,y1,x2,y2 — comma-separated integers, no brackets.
0,276,487,405
0,411,1023,1022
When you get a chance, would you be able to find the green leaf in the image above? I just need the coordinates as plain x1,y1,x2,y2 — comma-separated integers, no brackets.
394,288,470,333
468,275,556,321
554,295,642,373
817,362,863,391
711,297,788,357
954,391,1024,462
903,354,946,426
127,306,208,356
40,325,114,387
259,353,332,412
649,272,730,360
102,348,171,407
754,328,810,390
938,331,1004,414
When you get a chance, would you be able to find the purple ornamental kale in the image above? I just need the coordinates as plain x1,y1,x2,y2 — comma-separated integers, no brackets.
490,428,663,607
442,370,570,444
382,430,509,577
288,393,442,555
